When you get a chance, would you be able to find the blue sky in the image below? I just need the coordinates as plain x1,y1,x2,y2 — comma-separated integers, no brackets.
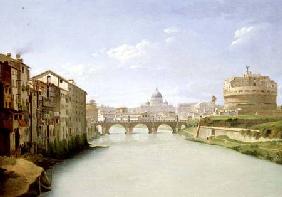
0,0,281,107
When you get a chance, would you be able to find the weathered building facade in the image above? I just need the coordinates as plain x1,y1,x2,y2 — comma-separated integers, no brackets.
86,100,98,138
32,70,87,144
0,53,30,155
29,79,60,153
224,68,277,114
0,53,89,156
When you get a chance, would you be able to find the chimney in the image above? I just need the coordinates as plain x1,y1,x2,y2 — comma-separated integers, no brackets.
16,53,21,59
6,53,11,57
68,79,76,85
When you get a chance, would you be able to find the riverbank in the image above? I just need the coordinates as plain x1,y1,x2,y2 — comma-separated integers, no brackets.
0,152,72,197
0,156,46,197
0,133,99,197
179,127,282,164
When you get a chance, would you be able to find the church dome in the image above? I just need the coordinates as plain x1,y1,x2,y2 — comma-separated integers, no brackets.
151,88,162,99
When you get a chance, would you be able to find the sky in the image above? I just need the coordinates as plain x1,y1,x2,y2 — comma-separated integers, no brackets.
0,0,282,107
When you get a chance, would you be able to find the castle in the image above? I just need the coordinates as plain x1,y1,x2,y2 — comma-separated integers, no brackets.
224,67,277,115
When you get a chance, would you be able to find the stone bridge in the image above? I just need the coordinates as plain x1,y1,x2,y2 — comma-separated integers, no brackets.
95,120,187,134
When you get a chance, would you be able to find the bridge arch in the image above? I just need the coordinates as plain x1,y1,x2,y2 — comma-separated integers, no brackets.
156,124,175,133
131,123,150,134
108,124,127,134
96,125,103,134
179,124,186,130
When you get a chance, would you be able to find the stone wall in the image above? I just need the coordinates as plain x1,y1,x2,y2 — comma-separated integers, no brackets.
197,126,275,142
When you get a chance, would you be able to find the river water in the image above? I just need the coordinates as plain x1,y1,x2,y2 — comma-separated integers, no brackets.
43,127,282,197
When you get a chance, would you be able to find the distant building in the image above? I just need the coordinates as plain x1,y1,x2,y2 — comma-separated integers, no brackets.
116,107,128,114
86,100,98,138
86,100,98,123
177,96,217,120
176,103,196,120
98,89,176,121
0,53,30,155
224,67,277,114
98,105,116,121
134,88,176,120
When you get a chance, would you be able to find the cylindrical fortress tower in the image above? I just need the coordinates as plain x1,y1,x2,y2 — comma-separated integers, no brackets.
224,67,277,114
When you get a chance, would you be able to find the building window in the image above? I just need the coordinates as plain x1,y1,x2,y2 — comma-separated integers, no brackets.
22,66,24,73
47,76,51,83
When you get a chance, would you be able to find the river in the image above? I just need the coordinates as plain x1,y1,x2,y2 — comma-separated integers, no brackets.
43,127,282,197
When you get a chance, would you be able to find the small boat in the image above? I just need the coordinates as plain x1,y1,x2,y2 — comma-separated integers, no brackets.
90,144,110,149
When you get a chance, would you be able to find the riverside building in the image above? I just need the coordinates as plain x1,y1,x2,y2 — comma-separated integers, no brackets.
32,70,87,144
0,53,30,155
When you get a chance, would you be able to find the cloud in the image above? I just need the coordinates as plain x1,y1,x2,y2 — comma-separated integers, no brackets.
165,36,176,44
163,27,180,34
107,40,151,62
231,26,254,46
129,64,143,69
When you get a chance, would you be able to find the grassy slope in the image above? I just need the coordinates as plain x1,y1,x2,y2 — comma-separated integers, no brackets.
180,115,282,164
202,115,282,138
251,121,282,138
210,135,282,164
179,128,282,164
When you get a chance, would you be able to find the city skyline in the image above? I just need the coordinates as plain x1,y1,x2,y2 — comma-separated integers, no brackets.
1,0,282,107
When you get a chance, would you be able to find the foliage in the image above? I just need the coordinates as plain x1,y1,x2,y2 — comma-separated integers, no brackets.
209,115,280,121
200,115,282,131
251,121,282,139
